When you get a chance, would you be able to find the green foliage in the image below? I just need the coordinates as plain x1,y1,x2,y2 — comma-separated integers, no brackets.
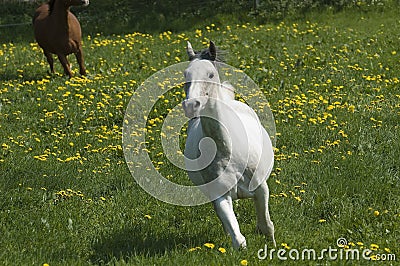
1,0,398,41
252,0,398,20
1,3,400,265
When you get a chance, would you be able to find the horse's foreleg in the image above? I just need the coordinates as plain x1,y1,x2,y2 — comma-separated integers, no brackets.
254,182,276,247
213,194,246,249
57,54,73,78
44,51,54,74
75,47,86,76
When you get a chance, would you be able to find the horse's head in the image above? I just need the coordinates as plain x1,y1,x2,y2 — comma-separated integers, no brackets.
50,0,89,8
48,0,89,13
69,0,89,7
182,41,222,119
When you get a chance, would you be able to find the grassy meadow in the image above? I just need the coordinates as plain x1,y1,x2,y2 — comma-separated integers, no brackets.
1,5,399,266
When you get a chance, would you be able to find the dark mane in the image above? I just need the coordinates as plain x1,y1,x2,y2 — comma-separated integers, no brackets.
48,0,56,14
193,47,226,62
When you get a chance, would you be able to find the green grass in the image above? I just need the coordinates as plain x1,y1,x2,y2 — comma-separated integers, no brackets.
1,6,399,265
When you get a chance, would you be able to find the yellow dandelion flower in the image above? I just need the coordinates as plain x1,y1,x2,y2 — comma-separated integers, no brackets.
218,247,226,253
204,243,215,249
319,219,326,223
240,260,248,266
370,244,379,251
373,210,380,216
144,214,152,219
188,247,201,252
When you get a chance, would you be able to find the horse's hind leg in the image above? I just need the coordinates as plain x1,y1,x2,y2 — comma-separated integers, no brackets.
254,182,276,247
57,54,73,78
213,194,246,249
75,46,86,76
44,51,54,74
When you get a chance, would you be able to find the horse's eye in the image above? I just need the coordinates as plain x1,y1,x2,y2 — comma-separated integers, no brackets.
208,73,214,79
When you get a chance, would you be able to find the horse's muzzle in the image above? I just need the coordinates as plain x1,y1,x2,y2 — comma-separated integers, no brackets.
182,98,204,119
81,0,90,6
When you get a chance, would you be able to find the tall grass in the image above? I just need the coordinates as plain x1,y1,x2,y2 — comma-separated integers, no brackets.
0,4,399,265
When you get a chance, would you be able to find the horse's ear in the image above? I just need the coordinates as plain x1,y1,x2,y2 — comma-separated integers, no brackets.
209,41,217,61
187,41,196,61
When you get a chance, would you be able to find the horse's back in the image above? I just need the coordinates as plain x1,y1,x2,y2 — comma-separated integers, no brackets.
33,5,82,54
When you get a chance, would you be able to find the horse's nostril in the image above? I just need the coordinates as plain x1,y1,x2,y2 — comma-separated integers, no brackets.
194,100,201,109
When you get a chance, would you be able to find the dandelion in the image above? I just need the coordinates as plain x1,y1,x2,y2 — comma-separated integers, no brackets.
370,244,379,251
144,214,152,219
373,210,380,216
240,260,248,265
319,219,326,223
188,247,201,252
204,243,215,249
218,247,226,253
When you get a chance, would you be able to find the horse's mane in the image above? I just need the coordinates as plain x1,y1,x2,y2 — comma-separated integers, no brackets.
48,0,56,14
192,47,226,62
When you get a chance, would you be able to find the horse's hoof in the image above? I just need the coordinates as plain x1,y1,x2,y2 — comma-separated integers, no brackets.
239,239,247,250
233,236,247,250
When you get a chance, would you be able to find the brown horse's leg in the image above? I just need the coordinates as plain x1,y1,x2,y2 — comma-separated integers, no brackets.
57,54,73,78
75,47,86,76
44,51,54,74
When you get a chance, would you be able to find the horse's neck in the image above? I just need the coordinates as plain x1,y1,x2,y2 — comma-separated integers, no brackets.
50,1,70,31
201,98,232,155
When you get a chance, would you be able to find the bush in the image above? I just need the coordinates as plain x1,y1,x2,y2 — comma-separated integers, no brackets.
0,0,398,40
252,0,397,21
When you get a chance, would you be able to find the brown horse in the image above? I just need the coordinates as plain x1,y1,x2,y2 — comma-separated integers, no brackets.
33,0,89,78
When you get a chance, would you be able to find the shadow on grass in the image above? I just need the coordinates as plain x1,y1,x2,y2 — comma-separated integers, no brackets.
0,70,49,82
89,224,210,264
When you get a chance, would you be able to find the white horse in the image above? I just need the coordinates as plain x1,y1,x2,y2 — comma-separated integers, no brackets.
182,41,276,249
